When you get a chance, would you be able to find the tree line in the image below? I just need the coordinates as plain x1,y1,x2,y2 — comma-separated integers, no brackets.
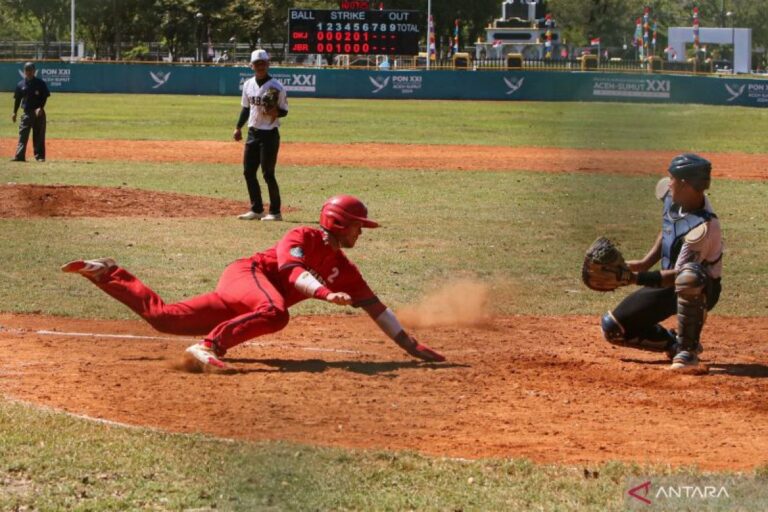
0,0,764,64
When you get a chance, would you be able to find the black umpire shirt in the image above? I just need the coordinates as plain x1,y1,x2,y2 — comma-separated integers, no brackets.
13,76,50,114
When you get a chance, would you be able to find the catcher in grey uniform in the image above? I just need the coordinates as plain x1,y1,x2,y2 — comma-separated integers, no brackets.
584,154,723,371
234,49,288,222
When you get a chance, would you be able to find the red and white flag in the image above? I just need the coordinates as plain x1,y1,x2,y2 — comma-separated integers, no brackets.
590,37,601,46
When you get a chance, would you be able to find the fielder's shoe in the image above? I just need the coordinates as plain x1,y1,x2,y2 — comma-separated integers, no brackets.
238,211,264,220
35,158,45,162
670,350,699,370
185,341,227,369
61,258,116,280
261,213,282,222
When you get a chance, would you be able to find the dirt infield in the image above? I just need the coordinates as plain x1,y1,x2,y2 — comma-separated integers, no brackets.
2,312,767,470
2,138,767,180
0,184,296,218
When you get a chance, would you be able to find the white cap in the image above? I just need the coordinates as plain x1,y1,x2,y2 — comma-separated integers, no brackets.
250,49,270,63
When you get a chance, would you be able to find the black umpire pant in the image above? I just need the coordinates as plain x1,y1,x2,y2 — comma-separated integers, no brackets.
15,110,46,161
243,127,281,215
612,279,722,339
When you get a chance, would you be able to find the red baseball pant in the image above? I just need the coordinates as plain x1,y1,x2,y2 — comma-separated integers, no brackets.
92,258,289,350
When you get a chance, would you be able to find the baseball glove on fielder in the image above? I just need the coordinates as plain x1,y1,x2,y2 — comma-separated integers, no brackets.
581,237,632,292
262,88,280,112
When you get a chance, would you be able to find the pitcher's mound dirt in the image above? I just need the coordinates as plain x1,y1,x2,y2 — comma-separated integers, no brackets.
1,313,766,470
0,184,296,218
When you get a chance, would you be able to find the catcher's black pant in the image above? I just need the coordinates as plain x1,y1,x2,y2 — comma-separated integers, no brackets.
14,110,46,161
612,279,722,339
243,127,281,215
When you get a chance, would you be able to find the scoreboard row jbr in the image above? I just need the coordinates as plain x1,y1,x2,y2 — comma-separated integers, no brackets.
288,9,423,56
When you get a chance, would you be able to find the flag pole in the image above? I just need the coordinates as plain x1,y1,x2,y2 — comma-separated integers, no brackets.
70,0,75,61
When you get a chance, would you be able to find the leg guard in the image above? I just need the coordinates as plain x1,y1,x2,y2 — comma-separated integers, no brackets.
601,312,675,353
675,262,708,353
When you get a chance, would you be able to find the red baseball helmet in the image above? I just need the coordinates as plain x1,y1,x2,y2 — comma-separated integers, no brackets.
320,195,379,234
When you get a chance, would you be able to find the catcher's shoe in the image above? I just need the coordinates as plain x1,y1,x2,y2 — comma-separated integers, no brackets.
61,258,116,280
670,350,699,370
666,330,704,360
238,211,264,220
185,341,227,369
261,213,282,222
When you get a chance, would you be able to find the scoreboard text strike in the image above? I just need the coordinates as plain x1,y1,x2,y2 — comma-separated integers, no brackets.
289,9,423,56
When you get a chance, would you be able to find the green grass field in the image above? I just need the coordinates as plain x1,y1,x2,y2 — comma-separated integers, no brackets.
2,95,767,510
2,93,768,151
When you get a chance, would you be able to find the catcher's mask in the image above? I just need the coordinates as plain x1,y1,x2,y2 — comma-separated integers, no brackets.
320,195,379,235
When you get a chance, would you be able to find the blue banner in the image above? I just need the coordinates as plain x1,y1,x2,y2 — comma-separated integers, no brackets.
2,62,766,107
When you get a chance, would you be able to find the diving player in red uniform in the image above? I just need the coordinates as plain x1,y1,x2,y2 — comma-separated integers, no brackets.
61,195,445,369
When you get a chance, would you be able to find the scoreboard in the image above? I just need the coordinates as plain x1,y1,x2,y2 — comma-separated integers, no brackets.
289,9,423,55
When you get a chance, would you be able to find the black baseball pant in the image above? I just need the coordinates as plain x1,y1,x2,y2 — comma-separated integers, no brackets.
243,127,281,215
612,279,722,339
15,110,46,161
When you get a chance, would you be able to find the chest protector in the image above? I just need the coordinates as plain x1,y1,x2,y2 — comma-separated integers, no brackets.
661,195,716,270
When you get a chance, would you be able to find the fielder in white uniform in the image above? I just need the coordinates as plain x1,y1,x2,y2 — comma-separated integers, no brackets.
234,49,289,221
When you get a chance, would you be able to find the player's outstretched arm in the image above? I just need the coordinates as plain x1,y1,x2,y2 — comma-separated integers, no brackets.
288,266,444,362
362,301,445,363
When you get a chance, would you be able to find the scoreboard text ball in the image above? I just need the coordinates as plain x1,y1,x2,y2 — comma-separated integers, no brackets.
289,9,423,56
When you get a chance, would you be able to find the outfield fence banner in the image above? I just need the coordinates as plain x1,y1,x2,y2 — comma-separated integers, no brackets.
2,62,767,107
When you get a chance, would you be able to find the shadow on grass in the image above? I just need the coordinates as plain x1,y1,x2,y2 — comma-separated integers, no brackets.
224,358,468,375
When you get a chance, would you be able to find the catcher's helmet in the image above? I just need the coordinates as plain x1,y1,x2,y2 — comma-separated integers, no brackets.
320,195,379,234
668,153,711,190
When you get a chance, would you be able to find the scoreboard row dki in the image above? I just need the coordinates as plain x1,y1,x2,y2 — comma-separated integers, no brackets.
289,9,423,56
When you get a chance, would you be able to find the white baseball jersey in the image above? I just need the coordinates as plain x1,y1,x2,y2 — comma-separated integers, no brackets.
674,196,724,279
241,76,288,130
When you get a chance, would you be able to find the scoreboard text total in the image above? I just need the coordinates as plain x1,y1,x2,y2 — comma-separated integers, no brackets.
289,9,423,55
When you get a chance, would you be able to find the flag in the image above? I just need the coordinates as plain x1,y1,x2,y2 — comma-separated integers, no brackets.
493,40,503,48
693,7,700,51
544,13,553,59
590,37,600,46
452,19,460,55
428,14,436,60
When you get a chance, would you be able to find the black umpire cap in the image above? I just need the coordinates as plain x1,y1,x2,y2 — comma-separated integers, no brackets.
668,153,711,191
23,62,35,71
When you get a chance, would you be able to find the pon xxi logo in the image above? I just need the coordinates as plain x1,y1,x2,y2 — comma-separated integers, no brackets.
149,71,171,89
369,76,390,93
725,83,746,102
503,76,525,95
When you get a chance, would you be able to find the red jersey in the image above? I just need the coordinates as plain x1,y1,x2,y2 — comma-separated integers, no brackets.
253,226,378,308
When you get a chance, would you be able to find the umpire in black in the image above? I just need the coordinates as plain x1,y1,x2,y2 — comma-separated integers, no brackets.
11,62,50,162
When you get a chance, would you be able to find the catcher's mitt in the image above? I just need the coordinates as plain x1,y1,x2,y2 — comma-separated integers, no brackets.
581,237,633,292
261,87,280,112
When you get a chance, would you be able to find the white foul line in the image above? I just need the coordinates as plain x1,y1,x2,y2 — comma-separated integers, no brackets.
35,329,193,342
24,329,371,356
